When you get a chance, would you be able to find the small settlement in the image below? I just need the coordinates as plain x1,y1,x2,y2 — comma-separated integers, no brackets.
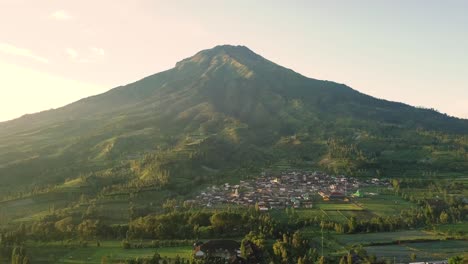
194,171,390,210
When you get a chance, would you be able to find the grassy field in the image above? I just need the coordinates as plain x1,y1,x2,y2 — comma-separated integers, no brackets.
435,222,468,237
365,240,468,262
0,194,71,224
298,228,467,260
27,241,192,264
335,230,444,246
269,207,352,224
3,180,463,263
316,202,363,211
298,226,347,255
355,194,416,217
0,185,172,225
0,179,416,226
269,190,412,225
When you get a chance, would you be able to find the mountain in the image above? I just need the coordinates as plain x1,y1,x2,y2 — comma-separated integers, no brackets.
0,45,467,198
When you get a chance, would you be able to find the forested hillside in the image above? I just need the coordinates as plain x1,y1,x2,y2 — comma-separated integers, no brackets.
0,45,467,200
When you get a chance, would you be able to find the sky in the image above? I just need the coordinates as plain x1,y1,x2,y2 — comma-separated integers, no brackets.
0,0,467,122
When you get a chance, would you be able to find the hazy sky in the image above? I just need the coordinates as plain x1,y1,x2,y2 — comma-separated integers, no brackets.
1,0,467,122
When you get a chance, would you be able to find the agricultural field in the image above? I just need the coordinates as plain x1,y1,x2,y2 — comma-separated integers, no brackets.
435,222,468,238
0,191,77,224
365,240,468,263
1,176,465,263
27,241,192,264
335,230,445,246
0,186,172,225
316,202,363,211
354,193,417,217
270,190,414,225
298,228,467,260
269,206,357,224
299,226,347,255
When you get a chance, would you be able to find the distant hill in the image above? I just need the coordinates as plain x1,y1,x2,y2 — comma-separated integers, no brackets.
0,44,467,198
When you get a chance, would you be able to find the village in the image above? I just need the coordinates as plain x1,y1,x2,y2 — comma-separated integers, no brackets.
194,171,391,210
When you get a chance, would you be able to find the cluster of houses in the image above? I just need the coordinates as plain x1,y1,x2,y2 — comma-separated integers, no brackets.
194,171,390,210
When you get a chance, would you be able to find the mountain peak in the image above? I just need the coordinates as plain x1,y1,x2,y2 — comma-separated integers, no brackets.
174,45,258,78
176,45,258,66
1,44,468,199
210,44,253,52
174,45,280,80
197,44,257,58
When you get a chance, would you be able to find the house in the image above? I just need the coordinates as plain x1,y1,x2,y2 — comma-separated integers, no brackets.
318,191,328,198
195,250,205,258
196,170,390,208
329,191,345,199
352,190,363,198
194,240,241,260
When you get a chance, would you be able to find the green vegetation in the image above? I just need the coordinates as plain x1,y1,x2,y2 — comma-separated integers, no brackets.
26,241,191,264
365,240,467,263
356,194,416,217
335,230,443,245
0,45,467,263
0,45,467,202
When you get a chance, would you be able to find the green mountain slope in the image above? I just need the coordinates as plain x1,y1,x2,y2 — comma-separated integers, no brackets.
0,45,467,198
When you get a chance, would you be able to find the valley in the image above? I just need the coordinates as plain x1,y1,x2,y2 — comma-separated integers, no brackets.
0,169,466,263
0,45,466,263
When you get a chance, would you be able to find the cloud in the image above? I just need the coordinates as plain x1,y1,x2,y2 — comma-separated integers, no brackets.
0,43,49,63
90,47,105,56
65,47,105,63
65,48,79,60
50,10,72,21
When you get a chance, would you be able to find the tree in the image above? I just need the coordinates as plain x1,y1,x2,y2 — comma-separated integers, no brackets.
77,219,100,239
292,231,307,257
272,241,289,263
240,239,248,259
22,256,30,264
297,256,304,264
121,240,131,249
318,256,325,264
174,255,182,264
448,255,464,264
11,246,28,264
151,252,162,264
162,199,178,212
209,212,240,233
55,217,74,234
244,231,266,250
101,256,108,264
307,248,318,263
348,217,357,233
255,202,260,213
339,256,346,264
439,211,449,224
391,179,400,193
